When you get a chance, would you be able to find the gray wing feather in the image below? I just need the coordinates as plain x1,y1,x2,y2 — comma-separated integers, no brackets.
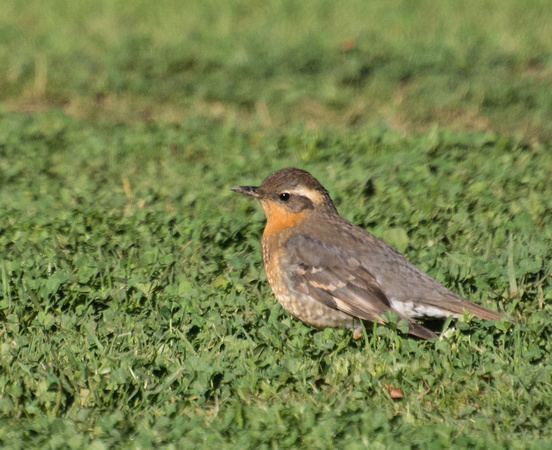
285,234,396,322
284,233,438,339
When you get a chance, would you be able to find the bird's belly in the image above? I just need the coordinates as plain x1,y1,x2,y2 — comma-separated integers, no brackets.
274,288,355,328
264,249,354,328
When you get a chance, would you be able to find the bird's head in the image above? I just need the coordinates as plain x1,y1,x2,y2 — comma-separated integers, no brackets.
231,168,338,235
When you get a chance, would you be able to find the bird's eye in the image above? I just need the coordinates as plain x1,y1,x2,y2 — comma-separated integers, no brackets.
279,192,291,202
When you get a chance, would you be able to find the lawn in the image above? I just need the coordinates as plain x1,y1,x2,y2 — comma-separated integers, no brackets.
1,1,552,448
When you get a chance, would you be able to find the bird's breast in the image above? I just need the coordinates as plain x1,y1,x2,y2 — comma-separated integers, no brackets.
260,201,309,237
261,232,355,328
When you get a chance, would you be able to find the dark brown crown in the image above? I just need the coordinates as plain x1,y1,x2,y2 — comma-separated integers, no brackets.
259,168,328,195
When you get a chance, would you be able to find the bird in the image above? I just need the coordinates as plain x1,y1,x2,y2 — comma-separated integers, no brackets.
231,168,507,339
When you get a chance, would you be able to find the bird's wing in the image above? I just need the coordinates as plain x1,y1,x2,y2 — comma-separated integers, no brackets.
283,234,436,338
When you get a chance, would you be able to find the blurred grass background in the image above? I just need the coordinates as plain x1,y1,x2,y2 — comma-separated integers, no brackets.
1,0,552,448
3,0,552,139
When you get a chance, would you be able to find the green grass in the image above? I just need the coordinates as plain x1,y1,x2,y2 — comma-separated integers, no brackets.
3,0,552,139
1,1,552,448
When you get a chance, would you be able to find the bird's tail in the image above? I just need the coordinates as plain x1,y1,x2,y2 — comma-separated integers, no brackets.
407,320,438,339
425,297,507,322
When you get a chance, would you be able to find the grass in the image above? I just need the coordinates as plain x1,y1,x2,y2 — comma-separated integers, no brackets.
3,1,552,139
1,0,552,448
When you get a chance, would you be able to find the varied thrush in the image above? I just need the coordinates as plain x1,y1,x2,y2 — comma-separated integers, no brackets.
231,168,507,339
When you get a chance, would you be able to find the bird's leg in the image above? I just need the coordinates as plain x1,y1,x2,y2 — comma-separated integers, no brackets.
352,323,363,340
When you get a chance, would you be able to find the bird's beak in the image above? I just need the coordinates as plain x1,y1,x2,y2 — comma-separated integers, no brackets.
230,185,262,199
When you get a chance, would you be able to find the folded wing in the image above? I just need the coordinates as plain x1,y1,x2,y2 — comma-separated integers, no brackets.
284,234,437,339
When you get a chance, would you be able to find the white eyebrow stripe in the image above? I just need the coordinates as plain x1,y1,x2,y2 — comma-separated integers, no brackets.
288,187,325,204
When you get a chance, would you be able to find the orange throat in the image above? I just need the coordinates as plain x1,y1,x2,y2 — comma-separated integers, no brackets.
261,200,308,237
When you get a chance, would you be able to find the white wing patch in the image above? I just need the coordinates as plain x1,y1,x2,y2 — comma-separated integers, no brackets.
391,299,453,319
309,279,346,291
